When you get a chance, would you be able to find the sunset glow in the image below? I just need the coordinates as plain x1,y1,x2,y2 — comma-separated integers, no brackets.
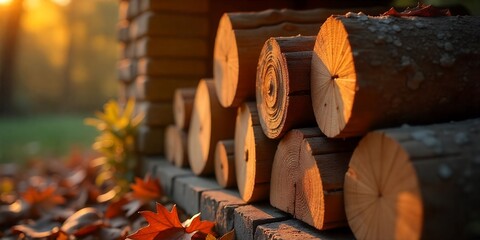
0,0,12,5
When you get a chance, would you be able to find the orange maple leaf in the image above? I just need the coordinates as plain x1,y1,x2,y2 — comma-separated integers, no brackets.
130,175,163,203
128,203,215,240
22,186,65,210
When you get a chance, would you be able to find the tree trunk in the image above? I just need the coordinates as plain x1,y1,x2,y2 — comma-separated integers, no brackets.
270,128,323,215
187,79,236,176
213,7,386,108
214,139,236,188
173,88,196,130
295,136,359,230
256,36,316,139
234,102,279,202
0,0,23,115
344,118,480,240
311,15,480,138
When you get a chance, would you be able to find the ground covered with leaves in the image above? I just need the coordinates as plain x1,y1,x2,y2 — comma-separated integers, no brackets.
0,151,232,240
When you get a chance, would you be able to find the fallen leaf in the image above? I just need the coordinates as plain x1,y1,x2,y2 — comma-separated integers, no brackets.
11,218,61,238
22,186,65,212
128,203,215,240
105,197,129,219
130,175,163,203
0,200,29,226
61,207,104,237
382,3,451,17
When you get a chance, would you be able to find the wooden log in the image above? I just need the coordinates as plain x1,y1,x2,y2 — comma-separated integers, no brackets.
188,79,236,176
213,7,386,108
235,102,279,202
135,76,198,102
344,118,480,240
129,11,208,39
118,42,136,60
173,127,189,168
118,1,129,21
214,139,236,188
164,125,176,163
295,136,359,230
270,128,323,216
137,58,207,78
310,14,480,138
173,88,196,130
256,36,316,139
135,37,208,58
126,0,140,20
118,82,137,104
139,0,209,14
137,101,173,127
137,126,164,155
117,59,137,83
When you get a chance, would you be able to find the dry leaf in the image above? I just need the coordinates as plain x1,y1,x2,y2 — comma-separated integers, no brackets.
382,4,451,17
22,186,65,212
130,175,163,203
61,207,104,237
128,203,215,240
11,218,61,238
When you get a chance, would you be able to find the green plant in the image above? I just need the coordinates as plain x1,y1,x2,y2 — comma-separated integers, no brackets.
84,98,144,196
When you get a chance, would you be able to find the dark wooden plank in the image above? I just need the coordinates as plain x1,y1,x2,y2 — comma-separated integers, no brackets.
234,204,289,240
201,189,247,235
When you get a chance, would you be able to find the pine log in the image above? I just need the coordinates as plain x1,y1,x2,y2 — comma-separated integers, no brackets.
311,14,480,138
188,79,236,176
129,11,208,39
213,7,386,108
139,0,209,14
135,37,208,58
137,58,207,78
173,88,196,130
173,127,189,168
295,136,359,230
256,36,316,139
136,101,173,127
135,76,198,102
344,118,480,240
214,139,236,188
164,125,176,163
270,128,323,216
235,102,279,202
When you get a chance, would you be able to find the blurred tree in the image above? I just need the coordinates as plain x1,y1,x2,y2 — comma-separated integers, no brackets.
0,0,23,115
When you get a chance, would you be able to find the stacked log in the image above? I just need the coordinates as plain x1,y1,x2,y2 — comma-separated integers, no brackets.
310,14,480,138
214,140,236,188
344,119,480,240
234,102,279,202
256,36,316,139
214,7,386,108
164,88,197,168
188,79,237,176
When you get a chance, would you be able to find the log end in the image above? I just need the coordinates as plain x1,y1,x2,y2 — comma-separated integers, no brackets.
214,140,236,188
344,131,422,240
311,16,357,138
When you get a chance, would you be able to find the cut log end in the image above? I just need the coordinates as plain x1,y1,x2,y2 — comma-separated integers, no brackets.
214,14,240,108
173,88,196,130
311,17,357,138
256,37,288,139
214,140,236,188
270,128,323,215
344,132,422,240
164,125,177,163
188,80,212,175
173,128,189,168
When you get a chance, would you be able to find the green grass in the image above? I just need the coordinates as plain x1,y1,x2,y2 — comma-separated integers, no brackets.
0,115,97,163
